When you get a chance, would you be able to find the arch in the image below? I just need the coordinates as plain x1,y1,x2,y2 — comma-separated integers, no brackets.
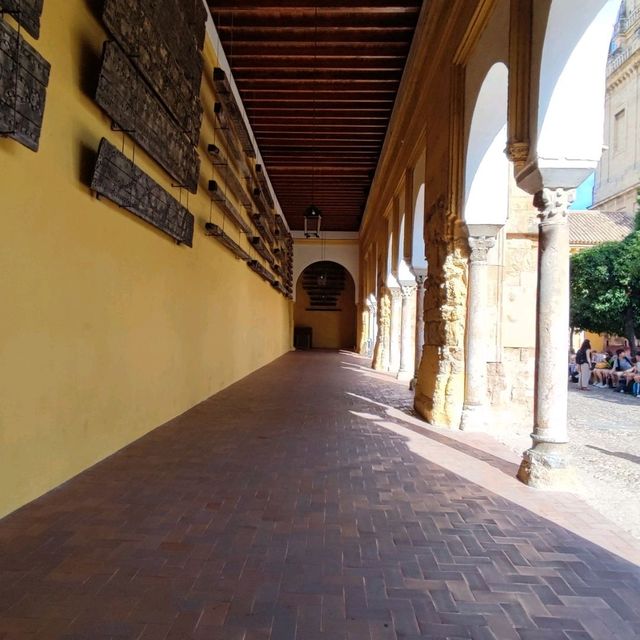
536,0,621,187
411,183,427,270
464,62,509,226
293,250,359,303
293,261,357,350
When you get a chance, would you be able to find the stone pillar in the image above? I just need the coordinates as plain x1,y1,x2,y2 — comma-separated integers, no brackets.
368,299,377,357
518,187,575,488
460,233,496,431
411,274,426,389
398,284,417,381
359,305,370,355
389,287,402,373
372,290,391,371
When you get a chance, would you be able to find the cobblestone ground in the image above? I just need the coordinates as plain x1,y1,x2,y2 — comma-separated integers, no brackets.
493,384,640,541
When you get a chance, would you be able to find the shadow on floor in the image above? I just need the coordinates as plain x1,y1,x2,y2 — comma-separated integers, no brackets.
586,444,640,465
346,390,522,479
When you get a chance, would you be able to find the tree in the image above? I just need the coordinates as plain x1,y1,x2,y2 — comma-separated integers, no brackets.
570,214,640,355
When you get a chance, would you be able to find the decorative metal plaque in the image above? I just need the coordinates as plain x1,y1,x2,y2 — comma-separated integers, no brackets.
208,179,252,235
247,259,275,285
250,236,275,267
102,0,204,143
213,67,255,158
0,18,50,150
0,0,44,39
95,41,200,193
91,138,194,246
205,222,250,261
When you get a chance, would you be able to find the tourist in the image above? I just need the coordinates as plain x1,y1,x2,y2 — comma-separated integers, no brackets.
617,357,639,393
575,339,592,390
610,348,633,388
592,354,613,388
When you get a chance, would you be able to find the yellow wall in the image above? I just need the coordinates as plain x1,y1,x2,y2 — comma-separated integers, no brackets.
0,2,291,517
294,271,357,349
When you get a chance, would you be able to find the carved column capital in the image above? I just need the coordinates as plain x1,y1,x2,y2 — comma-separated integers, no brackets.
400,284,416,299
506,140,530,171
533,187,575,225
389,287,402,301
468,236,496,263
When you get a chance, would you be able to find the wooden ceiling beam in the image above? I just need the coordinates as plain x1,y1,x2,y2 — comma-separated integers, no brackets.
215,26,414,42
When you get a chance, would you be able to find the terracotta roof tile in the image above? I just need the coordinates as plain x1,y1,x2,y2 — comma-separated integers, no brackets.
569,210,634,245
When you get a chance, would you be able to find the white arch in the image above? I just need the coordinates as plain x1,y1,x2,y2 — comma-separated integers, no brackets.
464,62,509,226
536,0,620,188
293,254,358,303
411,183,427,270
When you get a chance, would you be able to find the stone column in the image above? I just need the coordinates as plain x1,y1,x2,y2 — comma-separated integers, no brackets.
359,305,370,355
460,233,496,431
389,287,402,373
372,290,391,371
411,273,426,390
518,187,575,488
368,299,377,357
397,284,417,381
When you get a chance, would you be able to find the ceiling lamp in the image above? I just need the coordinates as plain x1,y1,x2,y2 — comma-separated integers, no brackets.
304,204,322,238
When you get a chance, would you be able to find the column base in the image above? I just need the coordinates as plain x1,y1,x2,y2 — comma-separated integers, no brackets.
396,369,413,382
517,442,575,490
460,404,488,431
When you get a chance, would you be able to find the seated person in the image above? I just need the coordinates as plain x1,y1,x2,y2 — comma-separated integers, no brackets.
632,372,640,398
610,348,634,388
617,357,639,393
592,356,613,387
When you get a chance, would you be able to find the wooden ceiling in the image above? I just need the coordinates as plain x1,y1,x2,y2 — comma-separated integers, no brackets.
209,1,422,232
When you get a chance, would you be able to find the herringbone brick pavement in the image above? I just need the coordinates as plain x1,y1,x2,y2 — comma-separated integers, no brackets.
0,351,639,639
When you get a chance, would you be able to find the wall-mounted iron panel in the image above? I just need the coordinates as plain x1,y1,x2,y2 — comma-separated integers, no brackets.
102,0,204,143
0,0,44,39
96,41,200,193
0,19,49,151
91,138,194,246
247,259,275,285
213,67,255,158
208,179,252,235
204,222,251,261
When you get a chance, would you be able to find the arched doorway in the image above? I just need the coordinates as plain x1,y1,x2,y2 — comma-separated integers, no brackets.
294,261,357,350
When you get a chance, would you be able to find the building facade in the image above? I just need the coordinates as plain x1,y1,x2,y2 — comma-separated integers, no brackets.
594,0,640,212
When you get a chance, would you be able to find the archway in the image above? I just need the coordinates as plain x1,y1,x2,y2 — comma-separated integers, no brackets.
461,61,509,431
294,261,357,350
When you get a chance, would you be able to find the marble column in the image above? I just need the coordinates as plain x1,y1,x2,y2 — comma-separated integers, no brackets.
397,284,417,381
389,287,402,373
460,233,496,431
411,273,426,390
518,187,575,488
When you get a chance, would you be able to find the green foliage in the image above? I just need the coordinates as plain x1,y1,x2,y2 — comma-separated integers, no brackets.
570,228,640,339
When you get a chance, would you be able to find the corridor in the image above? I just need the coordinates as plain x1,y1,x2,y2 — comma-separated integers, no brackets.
0,352,639,639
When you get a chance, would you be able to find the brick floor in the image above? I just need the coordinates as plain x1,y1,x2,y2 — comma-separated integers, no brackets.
0,351,639,639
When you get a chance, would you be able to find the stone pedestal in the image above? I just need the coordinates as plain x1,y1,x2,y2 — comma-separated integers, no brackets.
397,284,417,381
518,188,575,489
410,273,426,390
461,233,496,431
389,287,402,373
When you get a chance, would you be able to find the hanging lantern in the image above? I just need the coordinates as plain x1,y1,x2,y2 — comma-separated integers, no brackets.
304,204,322,238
